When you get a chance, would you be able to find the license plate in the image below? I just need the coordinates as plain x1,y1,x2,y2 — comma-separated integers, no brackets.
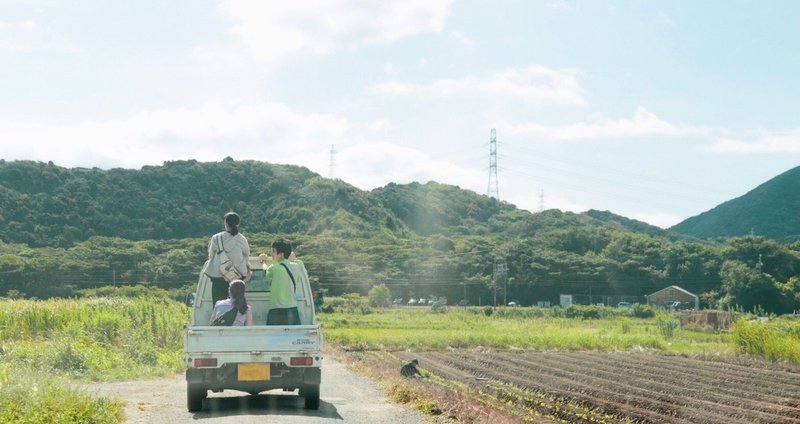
238,363,270,381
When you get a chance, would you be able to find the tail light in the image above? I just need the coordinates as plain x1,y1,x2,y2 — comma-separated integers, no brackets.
290,357,313,366
194,358,218,367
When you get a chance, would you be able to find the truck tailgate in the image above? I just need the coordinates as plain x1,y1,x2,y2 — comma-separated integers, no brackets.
185,325,322,354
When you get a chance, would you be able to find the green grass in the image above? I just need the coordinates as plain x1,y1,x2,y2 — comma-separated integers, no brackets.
733,317,800,363
0,362,124,424
0,296,189,423
3,296,796,423
319,307,736,354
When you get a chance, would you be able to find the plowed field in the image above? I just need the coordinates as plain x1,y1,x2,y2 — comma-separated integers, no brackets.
395,351,800,423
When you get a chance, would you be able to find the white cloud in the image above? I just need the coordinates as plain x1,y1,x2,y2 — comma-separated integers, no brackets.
628,212,682,229
0,102,349,169
501,106,712,140
219,0,454,62
0,20,41,53
0,103,484,200
366,119,392,132
371,65,586,106
335,140,485,191
701,130,800,154
0,19,79,54
550,0,577,12
190,45,248,70
451,30,474,46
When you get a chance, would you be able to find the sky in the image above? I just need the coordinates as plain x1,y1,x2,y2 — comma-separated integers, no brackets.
1,0,799,229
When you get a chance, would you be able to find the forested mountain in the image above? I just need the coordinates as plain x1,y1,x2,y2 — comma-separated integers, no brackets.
671,166,800,243
0,159,661,246
583,209,671,239
1,159,799,314
0,159,405,247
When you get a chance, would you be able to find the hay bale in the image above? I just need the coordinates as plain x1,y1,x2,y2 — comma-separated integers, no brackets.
679,310,733,332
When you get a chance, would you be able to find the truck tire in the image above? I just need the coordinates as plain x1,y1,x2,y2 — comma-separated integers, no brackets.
187,384,206,412
302,384,320,410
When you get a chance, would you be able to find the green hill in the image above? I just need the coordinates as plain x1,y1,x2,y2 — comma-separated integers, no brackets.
583,209,670,238
0,159,637,247
671,166,800,243
0,159,405,247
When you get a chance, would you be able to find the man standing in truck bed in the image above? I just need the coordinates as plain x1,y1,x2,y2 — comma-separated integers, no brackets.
263,238,300,325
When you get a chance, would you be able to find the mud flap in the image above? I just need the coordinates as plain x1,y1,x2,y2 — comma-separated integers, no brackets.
303,367,321,384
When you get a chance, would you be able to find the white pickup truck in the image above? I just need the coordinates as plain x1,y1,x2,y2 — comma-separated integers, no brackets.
184,257,323,412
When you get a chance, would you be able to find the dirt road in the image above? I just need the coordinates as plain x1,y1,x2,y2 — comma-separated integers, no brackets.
85,356,427,424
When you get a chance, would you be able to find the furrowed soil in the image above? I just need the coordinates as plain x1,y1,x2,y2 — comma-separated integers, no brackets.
345,349,800,424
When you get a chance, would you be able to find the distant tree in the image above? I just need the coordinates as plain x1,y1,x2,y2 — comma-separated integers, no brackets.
718,260,785,313
368,284,392,308
776,276,800,311
699,290,721,309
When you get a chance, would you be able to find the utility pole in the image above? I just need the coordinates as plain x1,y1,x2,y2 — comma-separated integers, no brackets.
329,144,336,179
493,258,507,306
487,128,499,200
492,276,497,307
539,189,545,212
492,259,497,307
499,263,508,305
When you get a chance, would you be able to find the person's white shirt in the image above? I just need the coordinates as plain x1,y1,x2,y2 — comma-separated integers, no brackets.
206,231,250,278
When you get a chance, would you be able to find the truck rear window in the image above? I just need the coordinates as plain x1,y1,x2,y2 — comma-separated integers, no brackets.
246,270,269,292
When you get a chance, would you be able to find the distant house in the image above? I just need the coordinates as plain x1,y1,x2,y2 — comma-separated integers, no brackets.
645,285,699,309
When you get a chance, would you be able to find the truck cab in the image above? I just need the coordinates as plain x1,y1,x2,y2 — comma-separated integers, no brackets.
184,257,323,412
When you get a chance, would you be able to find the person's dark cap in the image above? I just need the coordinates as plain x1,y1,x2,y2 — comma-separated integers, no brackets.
411,359,419,365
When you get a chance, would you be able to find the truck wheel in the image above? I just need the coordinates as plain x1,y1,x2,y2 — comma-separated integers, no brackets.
302,384,320,410
187,384,206,412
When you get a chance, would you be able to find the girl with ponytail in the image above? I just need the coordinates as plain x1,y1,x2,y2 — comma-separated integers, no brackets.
209,279,253,326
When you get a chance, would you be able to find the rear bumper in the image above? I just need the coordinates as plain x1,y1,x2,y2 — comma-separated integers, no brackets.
186,363,321,392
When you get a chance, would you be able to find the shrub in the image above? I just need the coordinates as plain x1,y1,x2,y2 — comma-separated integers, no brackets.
565,305,605,319
368,284,392,308
632,303,656,318
493,307,549,319
430,296,447,314
658,318,678,338
322,294,373,314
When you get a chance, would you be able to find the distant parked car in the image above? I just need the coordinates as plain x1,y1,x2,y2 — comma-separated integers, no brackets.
418,298,428,305
507,301,518,307
407,298,417,305
617,302,632,309
392,298,404,305
664,301,693,311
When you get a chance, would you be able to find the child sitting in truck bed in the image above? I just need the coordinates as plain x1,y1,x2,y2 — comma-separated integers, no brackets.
209,279,253,326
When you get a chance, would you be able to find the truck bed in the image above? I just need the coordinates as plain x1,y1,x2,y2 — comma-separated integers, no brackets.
185,324,322,355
